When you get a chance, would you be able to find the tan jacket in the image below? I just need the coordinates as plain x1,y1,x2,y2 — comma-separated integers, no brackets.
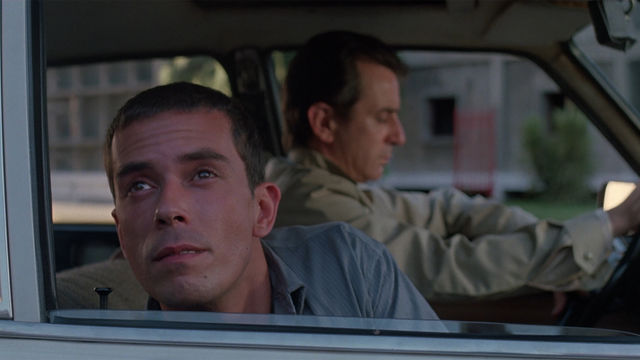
266,149,614,301
56,256,147,310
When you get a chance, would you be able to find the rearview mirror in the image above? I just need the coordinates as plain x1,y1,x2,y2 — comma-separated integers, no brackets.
589,0,637,51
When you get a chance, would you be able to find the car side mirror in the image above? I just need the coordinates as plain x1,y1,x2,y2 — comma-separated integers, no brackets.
598,181,637,210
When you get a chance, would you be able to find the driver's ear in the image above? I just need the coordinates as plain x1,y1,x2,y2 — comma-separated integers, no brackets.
307,102,338,144
252,182,281,238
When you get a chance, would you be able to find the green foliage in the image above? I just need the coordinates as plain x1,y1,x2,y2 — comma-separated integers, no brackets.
522,106,593,200
159,56,231,95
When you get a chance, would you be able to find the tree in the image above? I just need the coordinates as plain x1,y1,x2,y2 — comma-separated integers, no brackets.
522,106,593,200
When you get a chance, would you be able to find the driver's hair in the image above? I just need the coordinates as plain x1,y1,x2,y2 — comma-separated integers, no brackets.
283,30,406,150
104,82,265,199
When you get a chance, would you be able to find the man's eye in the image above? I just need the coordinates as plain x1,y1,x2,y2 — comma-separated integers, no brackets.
129,181,151,193
376,114,391,124
194,169,216,180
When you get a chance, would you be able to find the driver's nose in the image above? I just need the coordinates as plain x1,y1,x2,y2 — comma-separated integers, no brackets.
389,115,406,146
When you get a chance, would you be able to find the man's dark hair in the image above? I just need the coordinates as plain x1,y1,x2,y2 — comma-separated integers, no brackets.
284,30,407,149
104,82,265,198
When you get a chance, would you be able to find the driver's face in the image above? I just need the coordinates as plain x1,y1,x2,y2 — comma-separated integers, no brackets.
327,60,405,182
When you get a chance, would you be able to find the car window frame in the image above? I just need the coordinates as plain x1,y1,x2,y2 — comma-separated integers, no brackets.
0,0,9,321
24,1,640,346
1,0,53,322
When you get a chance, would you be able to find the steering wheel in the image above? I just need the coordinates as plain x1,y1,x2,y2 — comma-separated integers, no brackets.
559,232,640,327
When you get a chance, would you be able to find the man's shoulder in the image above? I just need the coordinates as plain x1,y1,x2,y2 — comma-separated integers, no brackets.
265,155,315,191
264,222,387,259
265,150,353,190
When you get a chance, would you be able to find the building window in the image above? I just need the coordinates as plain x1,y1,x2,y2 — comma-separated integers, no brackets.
80,66,101,88
107,63,128,86
428,97,455,137
544,92,566,130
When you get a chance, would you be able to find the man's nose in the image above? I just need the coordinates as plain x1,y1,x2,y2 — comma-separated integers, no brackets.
388,115,406,146
154,180,189,226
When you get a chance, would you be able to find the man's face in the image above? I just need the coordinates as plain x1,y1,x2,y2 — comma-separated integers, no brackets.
110,109,267,311
327,60,405,182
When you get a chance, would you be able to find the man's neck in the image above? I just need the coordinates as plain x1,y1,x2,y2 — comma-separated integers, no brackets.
307,142,357,182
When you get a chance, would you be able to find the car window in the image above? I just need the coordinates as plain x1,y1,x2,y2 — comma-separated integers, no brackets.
272,49,635,220
4,1,639,357
573,14,640,118
47,56,231,225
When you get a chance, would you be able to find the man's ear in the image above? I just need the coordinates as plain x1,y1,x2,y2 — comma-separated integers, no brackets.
111,208,126,259
307,102,338,144
252,182,281,238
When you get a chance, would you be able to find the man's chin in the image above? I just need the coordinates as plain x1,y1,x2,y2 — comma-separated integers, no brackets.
367,168,385,182
154,290,211,311
148,278,214,310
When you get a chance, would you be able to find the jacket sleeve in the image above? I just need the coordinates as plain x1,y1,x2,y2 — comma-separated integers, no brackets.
276,175,614,300
361,187,614,300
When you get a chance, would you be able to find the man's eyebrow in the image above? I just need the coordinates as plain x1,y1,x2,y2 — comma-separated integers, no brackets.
115,149,229,181
179,148,229,163
116,162,152,180
378,107,400,113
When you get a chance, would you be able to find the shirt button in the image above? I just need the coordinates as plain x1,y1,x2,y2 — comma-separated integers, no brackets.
583,252,594,262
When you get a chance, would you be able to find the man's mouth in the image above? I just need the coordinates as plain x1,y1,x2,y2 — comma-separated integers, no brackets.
153,245,206,262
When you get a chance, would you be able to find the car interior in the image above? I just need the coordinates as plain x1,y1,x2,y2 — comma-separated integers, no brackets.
43,0,640,334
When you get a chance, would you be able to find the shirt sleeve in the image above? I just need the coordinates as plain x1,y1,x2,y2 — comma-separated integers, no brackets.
362,228,438,320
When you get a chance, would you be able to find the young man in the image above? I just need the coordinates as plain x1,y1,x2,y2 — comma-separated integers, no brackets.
267,30,640,303
59,81,438,319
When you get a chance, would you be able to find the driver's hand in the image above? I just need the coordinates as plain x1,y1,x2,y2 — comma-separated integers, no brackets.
551,291,589,318
551,291,568,318
607,182,640,237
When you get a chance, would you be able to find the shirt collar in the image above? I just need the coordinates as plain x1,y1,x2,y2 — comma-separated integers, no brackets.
148,242,308,314
261,239,307,315
288,148,357,184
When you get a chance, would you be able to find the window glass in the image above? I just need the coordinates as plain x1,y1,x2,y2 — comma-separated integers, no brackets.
573,11,640,114
385,51,632,213
272,49,635,217
48,56,231,225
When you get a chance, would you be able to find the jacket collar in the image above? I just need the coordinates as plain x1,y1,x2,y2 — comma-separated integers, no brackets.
288,148,357,185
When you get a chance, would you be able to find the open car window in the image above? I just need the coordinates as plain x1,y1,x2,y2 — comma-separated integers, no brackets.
388,50,635,204
25,2,640,357
272,49,634,220
50,47,638,326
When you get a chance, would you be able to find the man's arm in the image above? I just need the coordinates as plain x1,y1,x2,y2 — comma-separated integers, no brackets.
276,176,614,301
